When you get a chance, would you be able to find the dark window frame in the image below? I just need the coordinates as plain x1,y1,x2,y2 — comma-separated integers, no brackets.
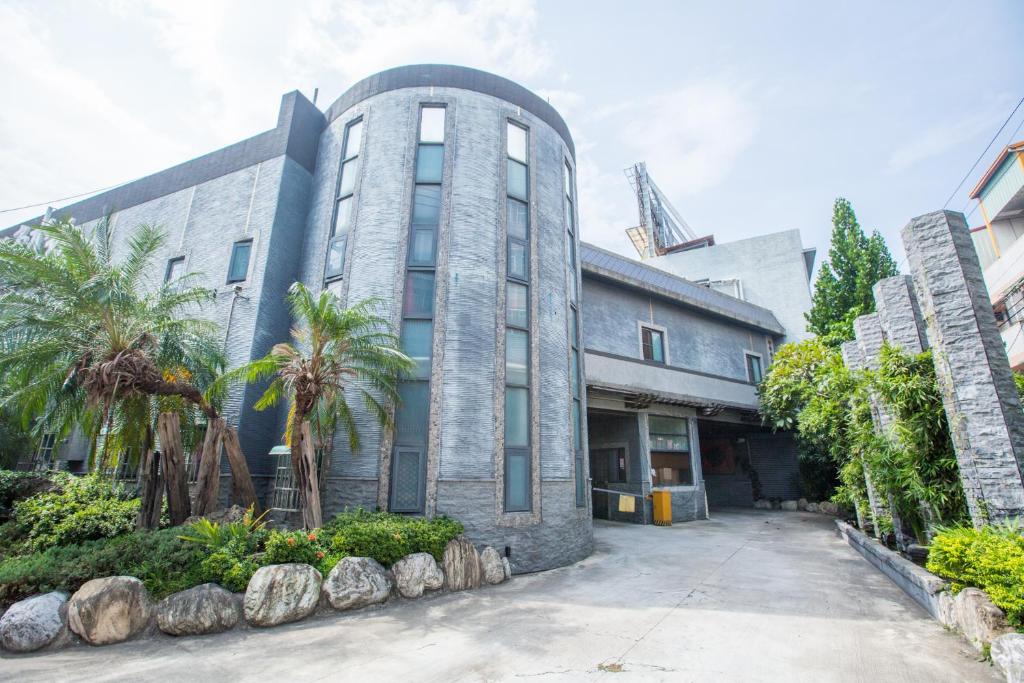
324,117,363,282
164,256,185,283
640,325,666,363
226,239,252,284
745,352,763,384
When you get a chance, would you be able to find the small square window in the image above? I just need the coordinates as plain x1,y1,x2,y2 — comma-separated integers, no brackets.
508,241,527,280
506,329,529,386
416,145,444,183
164,256,185,283
403,271,435,317
343,120,362,159
420,107,445,143
409,228,436,266
641,326,665,363
746,353,763,384
506,282,528,328
507,122,527,162
507,199,528,240
412,186,441,225
507,159,527,200
227,240,252,283
325,234,347,279
334,196,353,235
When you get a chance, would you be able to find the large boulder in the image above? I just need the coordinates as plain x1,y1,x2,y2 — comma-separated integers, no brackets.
953,587,1012,651
0,592,68,652
479,547,505,585
797,498,808,511
780,500,798,511
322,557,392,611
244,564,321,627
818,501,839,515
68,576,152,646
156,583,240,636
442,537,481,591
992,633,1024,683
391,553,444,598
805,502,819,513
753,499,771,510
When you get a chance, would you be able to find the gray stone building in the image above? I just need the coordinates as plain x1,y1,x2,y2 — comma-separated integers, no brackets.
4,65,809,570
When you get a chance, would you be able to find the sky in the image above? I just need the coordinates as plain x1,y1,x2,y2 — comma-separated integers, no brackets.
2,0,1023,272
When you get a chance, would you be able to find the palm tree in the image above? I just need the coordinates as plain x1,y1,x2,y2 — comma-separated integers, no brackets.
0,217,245,524
223,282,414,529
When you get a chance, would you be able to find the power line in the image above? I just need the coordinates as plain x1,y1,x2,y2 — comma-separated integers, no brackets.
0,179,133,215
956,114,1024,221
942,95,1024,210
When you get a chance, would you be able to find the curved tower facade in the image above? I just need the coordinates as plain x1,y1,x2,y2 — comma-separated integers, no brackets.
295,66,592,572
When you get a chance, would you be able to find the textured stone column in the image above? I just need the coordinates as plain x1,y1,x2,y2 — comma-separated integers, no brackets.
853,314,908,548
874,275,928,355
841,339,885,538
902,210,1024,525
873,275,937,538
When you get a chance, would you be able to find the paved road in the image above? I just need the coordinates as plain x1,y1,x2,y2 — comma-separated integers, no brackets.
1,510,998,682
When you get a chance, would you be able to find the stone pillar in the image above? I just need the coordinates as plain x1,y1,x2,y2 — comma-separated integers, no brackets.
841,339,885,538
902,210,1024,525
873,275,928,354
853,314,909,548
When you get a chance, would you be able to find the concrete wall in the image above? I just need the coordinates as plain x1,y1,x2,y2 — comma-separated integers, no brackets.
646,229,814,344
582,274,771,387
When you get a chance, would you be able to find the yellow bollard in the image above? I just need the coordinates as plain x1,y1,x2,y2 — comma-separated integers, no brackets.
652,490,672,526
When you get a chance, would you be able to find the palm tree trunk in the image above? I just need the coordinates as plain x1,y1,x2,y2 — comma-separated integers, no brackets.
157,412,191,525
223,426,260,513
192,417,225,516
136,425,163,530
291,418,323,529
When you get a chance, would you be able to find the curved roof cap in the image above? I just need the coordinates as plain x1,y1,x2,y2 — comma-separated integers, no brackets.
324,64,575,159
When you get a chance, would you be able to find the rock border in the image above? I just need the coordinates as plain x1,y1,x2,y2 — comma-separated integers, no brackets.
836,520,1021,681
0,544,511,655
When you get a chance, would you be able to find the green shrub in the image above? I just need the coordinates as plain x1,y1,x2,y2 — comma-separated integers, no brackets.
199,541,261,593
12,474,139,551
927,524,1024,627
178,506,269,552
0,527,208,606
325,509,463,565
0,471,59,520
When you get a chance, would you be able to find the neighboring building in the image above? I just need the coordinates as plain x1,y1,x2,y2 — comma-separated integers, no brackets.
643,230,816,344
582,244,801,522
3,65,811,569
969,140,1024,370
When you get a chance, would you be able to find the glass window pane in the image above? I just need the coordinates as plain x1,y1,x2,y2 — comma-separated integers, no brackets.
571,349,580,397
651,330,664,362
165,257,184,283
412,185,441,225
344,120,362,159
570,272,578,303
404,272,435,317
325,234,347,279
505,387,529,448
508,241,527,280
334,196,353,235
401,320,432,380
569,308,579,343
506,329,528,386
396,381,429,446
507,199,528,240
650,416,688,436
565,198,574,232
228,242,251,282
507,123,527,162
339,158,359,196
409,228,436,266
651,451,693,486
575,453,585,505
573,400,582,449
506,282,528,328
747,355,763,383
507,159,527,199
506,451,530,511
420,107,445,143
416,144,444,183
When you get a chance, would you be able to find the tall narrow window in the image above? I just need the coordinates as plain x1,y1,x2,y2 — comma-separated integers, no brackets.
325,118,363,280
227,240,252,283
746,353,763,383
392,105,446,514
641,326,665,363
504,120,532,513
165,256,185,284
565,161,586,506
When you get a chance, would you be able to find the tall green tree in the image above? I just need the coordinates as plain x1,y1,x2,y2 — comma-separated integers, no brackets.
806,198,899,345
222,284,414,529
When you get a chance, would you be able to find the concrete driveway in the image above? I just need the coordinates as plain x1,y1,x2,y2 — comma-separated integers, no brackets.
2,510,998,682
